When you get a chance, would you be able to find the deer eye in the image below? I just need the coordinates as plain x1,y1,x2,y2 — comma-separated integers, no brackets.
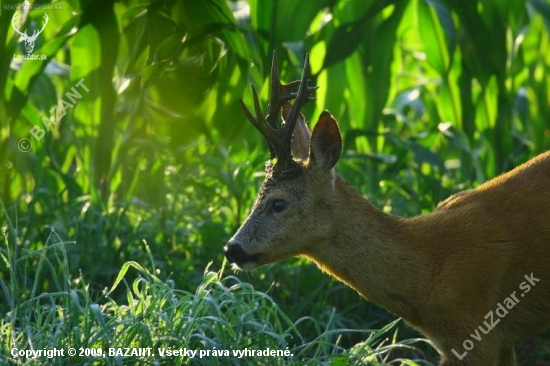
271,199,288,213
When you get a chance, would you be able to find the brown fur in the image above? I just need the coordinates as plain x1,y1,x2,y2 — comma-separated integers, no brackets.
225,112,550,365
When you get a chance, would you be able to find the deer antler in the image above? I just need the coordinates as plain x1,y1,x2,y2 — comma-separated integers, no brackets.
29,14,49,40
239,52,317,164
37,14,48,36
12,12,48,41
11,12,28,38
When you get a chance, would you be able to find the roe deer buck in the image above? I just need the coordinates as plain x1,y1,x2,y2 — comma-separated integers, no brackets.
224,52,550,365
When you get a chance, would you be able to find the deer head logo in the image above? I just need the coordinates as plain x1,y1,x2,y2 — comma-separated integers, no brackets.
11,12,49,54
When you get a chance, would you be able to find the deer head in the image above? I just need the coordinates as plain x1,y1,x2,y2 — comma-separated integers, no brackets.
11,12,49,54
224,52,343,270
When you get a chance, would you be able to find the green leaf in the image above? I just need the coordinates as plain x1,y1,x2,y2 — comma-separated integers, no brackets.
438,122,471,153
417,0,449,75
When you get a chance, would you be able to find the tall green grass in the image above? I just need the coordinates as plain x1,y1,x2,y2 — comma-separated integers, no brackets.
0,220,432,365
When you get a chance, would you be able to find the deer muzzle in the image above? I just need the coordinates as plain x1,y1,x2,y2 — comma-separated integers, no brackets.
224,241,261,270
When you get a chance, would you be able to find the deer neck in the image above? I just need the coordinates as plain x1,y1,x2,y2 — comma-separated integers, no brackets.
304,175,429,326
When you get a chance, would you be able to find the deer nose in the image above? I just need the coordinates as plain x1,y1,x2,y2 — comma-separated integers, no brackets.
224,242,248,264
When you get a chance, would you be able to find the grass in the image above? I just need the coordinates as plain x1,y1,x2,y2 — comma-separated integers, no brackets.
0,221,433,366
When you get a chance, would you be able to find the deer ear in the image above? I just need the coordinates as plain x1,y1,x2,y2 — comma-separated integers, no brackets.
309,111,342,171
283,102,311,161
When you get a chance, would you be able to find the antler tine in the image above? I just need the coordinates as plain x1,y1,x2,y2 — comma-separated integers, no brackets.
281,54,317,143
12,12,27,37
238,86,277,156
40,14,49,32
251,85,264,127
265,51,281,129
